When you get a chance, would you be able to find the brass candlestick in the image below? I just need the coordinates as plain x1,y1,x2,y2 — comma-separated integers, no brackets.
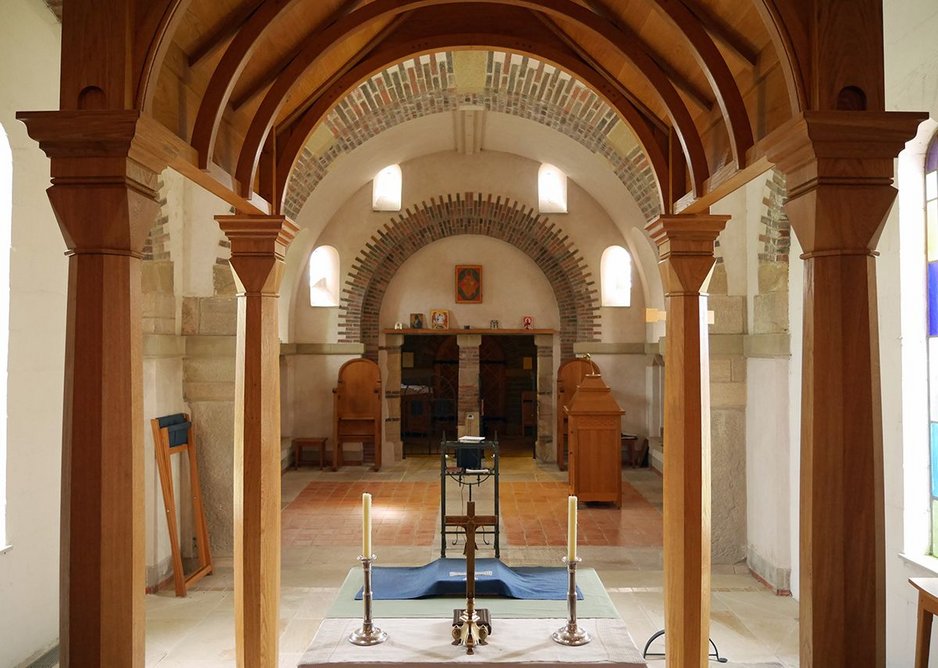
348,555,388,645
551,556,590,646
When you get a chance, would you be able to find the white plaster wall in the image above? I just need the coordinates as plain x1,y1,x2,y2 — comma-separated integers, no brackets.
182,179,229,298
787,230,803,600
0,1,64,665
281,115,664,339
745,358,791,579
379,237,560,332
882,0,938,664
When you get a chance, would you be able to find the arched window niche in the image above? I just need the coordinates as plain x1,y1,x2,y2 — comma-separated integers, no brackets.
372,164,402,212
538,163,567,213
925,135,938,554
601,245,632,307
309,245,340,307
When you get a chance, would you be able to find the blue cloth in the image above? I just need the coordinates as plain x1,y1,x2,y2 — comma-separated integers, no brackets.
156,414,190,447
355,558,583,600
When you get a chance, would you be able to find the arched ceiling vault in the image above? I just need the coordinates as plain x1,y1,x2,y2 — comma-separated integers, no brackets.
135,0,809,218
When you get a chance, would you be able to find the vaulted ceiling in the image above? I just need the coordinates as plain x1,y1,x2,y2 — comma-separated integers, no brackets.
93,1,812,219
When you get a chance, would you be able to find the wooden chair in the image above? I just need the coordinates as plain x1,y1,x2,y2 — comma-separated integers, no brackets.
556,358,600,470
334,358,383,471
150,413,213,597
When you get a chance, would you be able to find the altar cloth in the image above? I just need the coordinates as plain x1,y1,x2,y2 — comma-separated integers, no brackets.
298,617,647,667
354,559,583,600
329,567,618,619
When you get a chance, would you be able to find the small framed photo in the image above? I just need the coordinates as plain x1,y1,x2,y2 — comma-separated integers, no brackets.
430,309,449,329
455,265,483,304
410,313,425,329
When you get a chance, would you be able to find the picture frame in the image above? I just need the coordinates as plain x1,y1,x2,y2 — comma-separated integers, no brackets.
430,309,449,329
455,264,483,304
409,312,425,329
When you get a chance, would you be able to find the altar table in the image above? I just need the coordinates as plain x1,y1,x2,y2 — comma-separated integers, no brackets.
298,617,647,667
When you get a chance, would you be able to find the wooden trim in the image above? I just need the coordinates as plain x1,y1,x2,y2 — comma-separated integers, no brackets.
382,328,555,335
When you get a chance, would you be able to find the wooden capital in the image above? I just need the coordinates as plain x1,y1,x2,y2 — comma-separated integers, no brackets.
762,111,926,253
217,214,299,295
645,214,728,294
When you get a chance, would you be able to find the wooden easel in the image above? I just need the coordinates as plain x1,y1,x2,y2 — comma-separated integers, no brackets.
150,413,213,596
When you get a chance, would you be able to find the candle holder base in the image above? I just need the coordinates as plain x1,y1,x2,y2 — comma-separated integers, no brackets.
348,625,389,646
551,623,591,646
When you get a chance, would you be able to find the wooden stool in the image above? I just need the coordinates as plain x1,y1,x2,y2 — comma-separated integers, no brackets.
912,577,938,667
292,437,332,470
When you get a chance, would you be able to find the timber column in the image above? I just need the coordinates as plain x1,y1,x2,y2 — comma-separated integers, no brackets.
763,111,924,668
18,111,164,667
646,213,727,668
217,214,298,668
457,334,482,427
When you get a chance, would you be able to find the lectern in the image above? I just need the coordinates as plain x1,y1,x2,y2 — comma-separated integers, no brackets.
565,374,624,507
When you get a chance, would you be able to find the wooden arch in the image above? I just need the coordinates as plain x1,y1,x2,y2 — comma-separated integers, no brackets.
273,38,671,217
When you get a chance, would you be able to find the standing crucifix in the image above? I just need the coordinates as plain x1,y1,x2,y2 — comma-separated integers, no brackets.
444,500,497,654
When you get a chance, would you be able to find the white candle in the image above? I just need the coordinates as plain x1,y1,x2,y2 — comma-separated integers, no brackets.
567,495,578,562
362,492,372,557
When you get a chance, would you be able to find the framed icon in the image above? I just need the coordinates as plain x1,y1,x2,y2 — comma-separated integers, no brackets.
430,309,450,329
455,264,483,303
410,313,425,329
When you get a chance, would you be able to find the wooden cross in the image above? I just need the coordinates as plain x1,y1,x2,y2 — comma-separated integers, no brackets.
444,500,497,653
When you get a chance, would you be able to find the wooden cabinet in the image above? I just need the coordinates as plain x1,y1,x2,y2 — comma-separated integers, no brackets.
565,374,624,507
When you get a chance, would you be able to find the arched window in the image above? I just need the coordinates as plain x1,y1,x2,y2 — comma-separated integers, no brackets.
0,125,10,547
601,245,631,307
926,136,938,554
372,164,402,211
309,245,340,307
538,163,567,213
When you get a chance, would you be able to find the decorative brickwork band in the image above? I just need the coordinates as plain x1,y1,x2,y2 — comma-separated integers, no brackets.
339,193,600,360
283,51,660,221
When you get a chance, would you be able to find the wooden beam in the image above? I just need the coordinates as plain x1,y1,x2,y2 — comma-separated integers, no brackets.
532,13,669,134
581,0,713,111
187,0,264,67
231,0,369,109
643,0,754,167
676,0,758,66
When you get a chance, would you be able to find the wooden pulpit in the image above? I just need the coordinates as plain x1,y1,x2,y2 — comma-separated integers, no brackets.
556,358,600,470
565,374,624,507
333,358,383,471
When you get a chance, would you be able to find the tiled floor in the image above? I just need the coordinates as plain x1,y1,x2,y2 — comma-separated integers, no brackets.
135,455,798,667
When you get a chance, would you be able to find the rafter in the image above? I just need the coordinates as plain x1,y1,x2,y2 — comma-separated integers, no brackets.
276,12,411,130
187,0,264,68
533,13,668,134
234,0,709,200
230,0,369,110
579,0,713,112
273,33,670,214
677,0,758,67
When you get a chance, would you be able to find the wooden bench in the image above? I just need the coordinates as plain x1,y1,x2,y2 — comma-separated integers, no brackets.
292,436,332,471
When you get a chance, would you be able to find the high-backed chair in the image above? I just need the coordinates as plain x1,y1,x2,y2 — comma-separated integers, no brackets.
334,358,383,471
556,358,600,470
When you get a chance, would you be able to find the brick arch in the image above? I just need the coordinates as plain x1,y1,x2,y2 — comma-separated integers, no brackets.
759,169,791,263
339,193,600,360
284,50,660,222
